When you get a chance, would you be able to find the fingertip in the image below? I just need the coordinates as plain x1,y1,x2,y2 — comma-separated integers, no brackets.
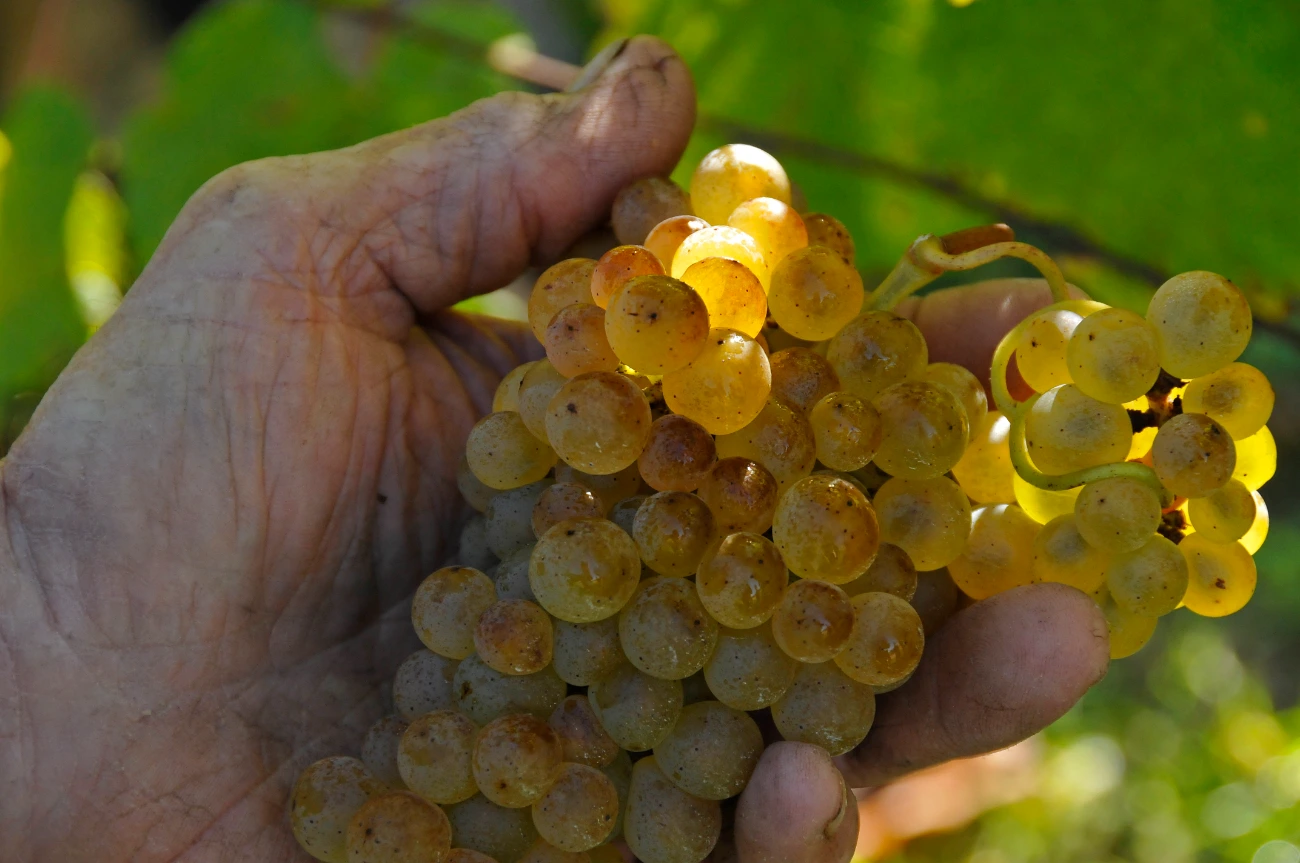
736,742,858,863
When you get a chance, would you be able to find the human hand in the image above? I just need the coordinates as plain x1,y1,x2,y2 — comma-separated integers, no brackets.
0,35,1106,862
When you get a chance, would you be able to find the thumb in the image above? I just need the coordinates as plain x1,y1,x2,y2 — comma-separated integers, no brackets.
734,742,860,863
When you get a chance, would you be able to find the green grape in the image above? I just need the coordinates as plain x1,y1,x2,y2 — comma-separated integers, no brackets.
475,600,554,676
1240,490,1269,554
767,245,864,340
1067,307,1161,404
531,763,619,852
808,391,882,471
529,259,596,342
546,372,651,475
1073,477,1162,553
834,592,925,687
550,617,623,687
768,347,841,414
632,491,716,577
671,225,771,290
1013,472,1081,524
446,849,499,863
1014,306,1088,393
397,710,478,805
533,483,605,539
488,481,555,558
842,542,918,601
447,795,539,863
873,381,969,479
346,791,451,863
606,495,647,538
1181,362,1274,440
362,715,409,789
467,412,558,491
696,457,779,534
911,568,962,636
1031,515,1109,593
619,577,719,680
662,328,772,435
529,518,641,623
638,415,717,492
1179,533,1257,617
679,256,767,337
457,515,498,573
393,650,458,722
918,362,989,438
644,215,708,270
1024,384,1131,475
604,275,709,374
291,756,385,863
549,695,619,769
727,196,808,269
690,143,792,227
654,701,764,800
1097,590,1159,660
590,244,666,309
544,303,620,377
517,361,570,441
600,750,633,840
493,545,538,603
695,531,788,628
1187,479,1256,543
828,311,928,401
472,714,564,809
1146,270,1252,378
495,362,536,415
773,474,880,584
802,212,855,265
554,462,645,511
623,756,723,863
770,661,877,756
872,476,972,571
703,622,798,710
1151,413,1235,498
459,454,501,513
452,655,567,726
587,663,683,752
412,567,497,660
952,412,1016,505
1107,535,1189,617
948,505,1040,600
612,177,692,246
771,578,855,663
1231,424,1276,490
715,399,817,492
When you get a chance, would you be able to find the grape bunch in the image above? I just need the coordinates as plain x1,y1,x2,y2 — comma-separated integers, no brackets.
289,143,1275,863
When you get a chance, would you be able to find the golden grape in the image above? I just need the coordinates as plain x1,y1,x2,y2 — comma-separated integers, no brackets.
345,791,451,863
548,695,619,768
1107,535,1189,617
291,756,385,863
517,361,570,440
619,576,719,680
1188,479,1257,543
727,196,808,268
392,649,458,722
715,398,817,493
1067,307,1161,404
918,362,989,438
827,311,928,401
529,259,596,342
952,412,1016,505
604,275,709,374
842,542,918,601
546,372,651,475
475,599,554,676
768,347,841,414
467,411,558,491
638,414,717,493
770,578,855,663
1231,424,1276,490
631,491,715,577
587,663,683,752
772,473,880,584
767,246,864,341
544,304,620,377
1180,533,1257,617
1013,472,1081,524
671,225,771,290
802,212,855,265
644,215,708,269
808,391,882,472
703,622,798,710
623,756,722,863
770,661,876,756
654,701,764,800
472,714,564,808
834,592,925,687
452,655,567,726
590,245,665,309
1024,384,1131,475
690,143,792,225
532,483,605,539
612,177,692,246
531,763,619,852
1181,362,1274,440
679,256,767,337
1031,514,1109,593
695,531,788,629
397,710,478,805
948,504,1040,600
872,476,972,571
662,329,771,435
1146,271,1252,378
529,518,640,623
412,567,496,660
873,381,969,480
1151,412,1235,498
1073,476,1162,553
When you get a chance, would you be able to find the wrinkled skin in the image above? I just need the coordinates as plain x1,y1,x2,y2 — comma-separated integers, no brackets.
0,37,1108,863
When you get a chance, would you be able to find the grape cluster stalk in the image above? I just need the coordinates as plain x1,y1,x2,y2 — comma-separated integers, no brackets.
290,143,1276,863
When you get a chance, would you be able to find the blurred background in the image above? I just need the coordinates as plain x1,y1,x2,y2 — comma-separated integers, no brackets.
1,0,1298,859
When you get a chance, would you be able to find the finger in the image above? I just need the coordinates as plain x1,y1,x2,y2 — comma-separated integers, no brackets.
734,742,859,863
836,583,1109,789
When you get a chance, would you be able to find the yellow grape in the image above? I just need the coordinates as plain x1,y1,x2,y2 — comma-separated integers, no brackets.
551,617,623,687
467,411,558,491
1180,533,1257,617
696,457,779,534
703,622,798,711
1024,384,1131,475
529,518,641,623
487,481,554,559
612,177,692,246
715,398,817,493
475,599,554,676
727,196,808,268
770,578,855,662
695,531,788,629
767,246,864,341
827,311,928,401
1013,472,1081,524
655,701,764,800
1231,424,1276,490
638,414,717,493
1097,590,1159,660
679,256,767,337
1107,535,1189,617
1067,307,1161,404
459,454,502,514
872,475,972,571
632,491,716,577
1240,490,1269,554
1031,514,1109,593
1181,362,1274,440
772,474,880,585
918,362,989,439
529,259,596,342
644,215,709,269
554,462,645,511
911,567,961,636
842,542,918,601
290,756,385,863
770,661,876,756
768,347,841,414
411,566,496,660
604,275,709,374
1146,270,1252,378
834,592,925,687
472,714,564,809
1151,412,1235,498
397,710,478,805
952,412,1016,504
345,791,451,863
662,328,771,435
544,304,620,377
809,391,882,472
619,576,719,680
494,362,536,414
447,795,540,863
948,504,1040,600
452,656,567,726
590,244,665,309
623,756,722,863
873,380,969,479
546,372,651,475
671,225,771,290
548,694,619,768
1073,476,1161,553
1014,307,1087,393
517,360,570,440
587,663,683,751
690,143,792,226
802,212,855,265
532,483,605,539
531,763,619,852
392,650,458,721
361,715,408,789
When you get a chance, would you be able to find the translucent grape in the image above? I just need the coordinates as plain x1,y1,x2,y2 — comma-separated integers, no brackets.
768,347,841,414
624,756,722,863
1024,384,1132,475
695,531,788,628
1151,412,1235,498
671,225,771,290
397,710,478,805
517,361,570,440
612,177,692,246
412,567,496,660
291,756,385,863
828,311,928,401
1068,477,1160,556
655,701,763,800
662,329,772,435
529,259,596,342
1231,424,1276,490
488,481,554,558
802,212,855,265
703,622,798,710
834,592,925,687
911,568,961,635
638,415,716,492
544,304,620,377
1013,473,1081,524
603,275,709,374
475,600,554,676
553,462,645,511
1240,490,1269,554
1179,533,1257,617
456,515,498,572
773,473,880,584
550,617,623,687
1066,307,1161,404
679,256,766,337
631,491,716,577
345,790,451,863
545,372,651,475
690,143,792,226
494,362,536,414
1187,479,1256,544
952,412,1016,504
948,505,1040,600
467,412,558,491
1107,535,1189,617
361,715,409,789
452,655,567,726
619,576,719,679
1146,270,1253,378
770,661,876,756
531,763,619,852
873,381,969,479
472,714,564,808
727,196,808,268
1098,591,1159,660
1014,307,1086,393
531,484,603,540
644,215,708,269
587,664,683,751
872,476,972,571
767,246,864,340
808,392,882,472
605,495,646,540
715,399,817,493
549,695,619,768
459,454,501,513
590,245,666,309
1031,514,1108,593
770,578,855,662
918,362,989,438
529,518,640,623
393,650,458,721
1181,362,1274,440
842,542,918,600
697,457,779,535
447,795,539,863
